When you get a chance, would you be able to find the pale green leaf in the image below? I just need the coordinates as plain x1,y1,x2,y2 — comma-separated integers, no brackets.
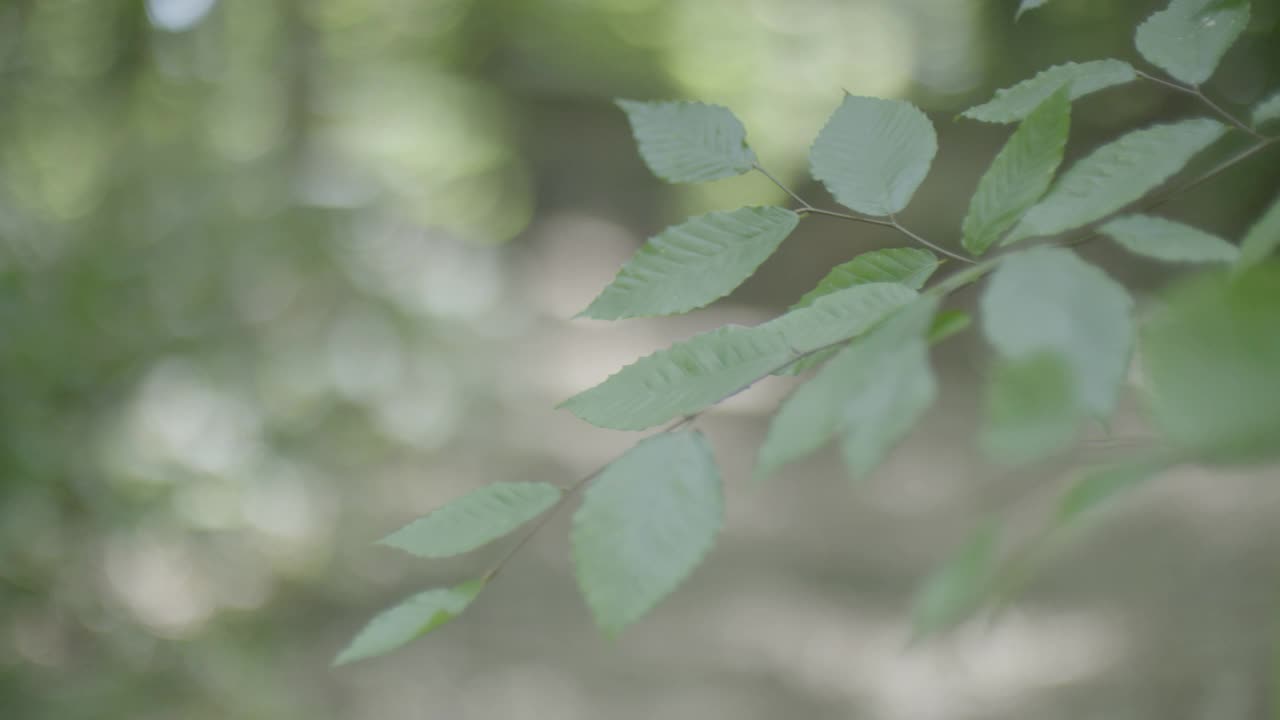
1237,192,1280,271
1005,118,1226,244
1017,0,1050,20
559,325,792,431
1101,214,1238,263
810,95,937,216
777,248,936,376
573,431,722,634
912,522,1001,638
1057,458,1168,526
334,580,483,665
580,207,800,319
962,60,1136,123
981,247,1134,418
792,248,938,309
1253,90,1280,127
928,310,972,345
962,86,1071,256
379,482,562,558
762,282,919,355
756,298,937,480
1135,0,1250,86
1142,262,1280,463
981,352,1080,464
617,99,757,183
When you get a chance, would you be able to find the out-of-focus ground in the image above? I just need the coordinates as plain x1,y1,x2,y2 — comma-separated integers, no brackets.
1,1,1278,718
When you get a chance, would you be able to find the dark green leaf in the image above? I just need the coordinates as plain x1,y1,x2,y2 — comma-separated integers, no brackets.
810,95,937,216
616,99,757,183
962,60,1136,124
379,482,562,558
580,207,800,319
573,431,722,634
334,580,484,665
1005,119,1226,244
962,86,1071,256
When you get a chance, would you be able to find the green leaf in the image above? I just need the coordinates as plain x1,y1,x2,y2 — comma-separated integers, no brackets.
962,86,1071,256
1016,0,1050,20
762,282,919,355
1135,0,1250,86
981,352,1080,464
1057,458,1168,526
792,249,937,311
928,310,972,344
981,247,1134,418
379,482,562,558
1253,90,1280,128
572,431,722,634
1141,262,1280,463
616,99,757,183
1238,192,1280,271
580,207,800,320
756,298,937,480
777,248,936,375
912,522,1002,638
559,325,792,431
1100,214,1239,263
1005,118,1226,244
962,60,1136,124
334,580,484,665
809,95,937,216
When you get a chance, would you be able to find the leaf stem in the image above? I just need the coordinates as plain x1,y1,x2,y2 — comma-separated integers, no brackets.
890,215,978,265
1136,69,1265,140
752,162,811,209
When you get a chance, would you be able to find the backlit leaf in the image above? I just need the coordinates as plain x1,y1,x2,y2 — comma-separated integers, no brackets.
334,580,484,665
810,95,937,216
1058,458,1168,526
617,99,757,183
928,310,972,345
1135,0,1250,86
580,207,800,319
962,86,1071,256
379,482,562,558
1101,214,1239,263
762,282,919,355
572,431,722,634
962,60,1136,123
1005,119,1226,244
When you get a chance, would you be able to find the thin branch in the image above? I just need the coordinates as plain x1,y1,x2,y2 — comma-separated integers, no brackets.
752,163,811,209
890,216,978,265
1136,69,1264,139
797,206,895,228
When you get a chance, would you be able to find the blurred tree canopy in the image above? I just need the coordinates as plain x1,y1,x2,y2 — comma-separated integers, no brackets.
0,0,1276,718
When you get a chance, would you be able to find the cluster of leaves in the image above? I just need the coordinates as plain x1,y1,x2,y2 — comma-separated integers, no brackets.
336,0,1280,665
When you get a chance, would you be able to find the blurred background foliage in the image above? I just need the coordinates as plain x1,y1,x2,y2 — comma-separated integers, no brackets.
0,0,1277,718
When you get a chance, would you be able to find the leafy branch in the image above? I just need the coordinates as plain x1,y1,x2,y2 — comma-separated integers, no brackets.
336,0,1280,665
